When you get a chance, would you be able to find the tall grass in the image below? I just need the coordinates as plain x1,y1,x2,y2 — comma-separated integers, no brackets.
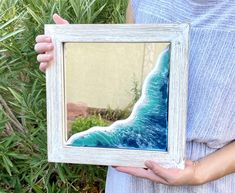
0,0,127,192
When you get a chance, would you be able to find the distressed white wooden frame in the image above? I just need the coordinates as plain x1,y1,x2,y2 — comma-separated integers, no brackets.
45,24,189,169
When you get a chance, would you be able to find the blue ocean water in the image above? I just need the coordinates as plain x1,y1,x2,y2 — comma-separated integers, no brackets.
67,47,170,151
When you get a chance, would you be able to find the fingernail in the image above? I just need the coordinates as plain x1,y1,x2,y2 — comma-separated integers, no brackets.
145,161,153,169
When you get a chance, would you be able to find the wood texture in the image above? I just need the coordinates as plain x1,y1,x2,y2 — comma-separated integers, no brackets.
45,24,189,169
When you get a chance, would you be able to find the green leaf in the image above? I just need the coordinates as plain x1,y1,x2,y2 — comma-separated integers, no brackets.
8,87,22,103
55,163,66,183
32,184,44,193
0,28,25,42
26,7,44,25
7,152,28,159
2,155,13,175
69,0,81,18
90,3,107,23
0,12,23,30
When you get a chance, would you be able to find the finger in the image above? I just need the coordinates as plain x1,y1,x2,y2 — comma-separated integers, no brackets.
115,166,168,184
53,13,69,24
37,54,53,63
145,161,173,179
145,169,169,184
115,166,151,178
39,62,48,72
35,35,51,43
34,43,53,53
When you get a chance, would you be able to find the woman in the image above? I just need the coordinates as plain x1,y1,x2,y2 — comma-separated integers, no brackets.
34,0,235,192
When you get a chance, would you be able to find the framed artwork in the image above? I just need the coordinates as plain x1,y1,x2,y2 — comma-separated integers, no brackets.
45,24,189,169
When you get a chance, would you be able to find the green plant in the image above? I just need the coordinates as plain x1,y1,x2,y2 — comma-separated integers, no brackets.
98,107,131,122
130,76,142,105
0,0,127,192
70,115,109,135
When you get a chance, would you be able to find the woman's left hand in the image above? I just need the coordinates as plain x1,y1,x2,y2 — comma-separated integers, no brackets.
114,160,203,186
115,141,235,185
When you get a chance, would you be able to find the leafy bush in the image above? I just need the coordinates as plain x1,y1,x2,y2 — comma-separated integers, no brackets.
70,115,109,135
0,0,127,192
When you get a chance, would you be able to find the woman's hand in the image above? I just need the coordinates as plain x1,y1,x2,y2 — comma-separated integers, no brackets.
34,14,69,72
115,160,203,186
115,141,235,186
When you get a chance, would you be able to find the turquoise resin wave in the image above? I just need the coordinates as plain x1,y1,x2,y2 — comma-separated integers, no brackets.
66,47,170,151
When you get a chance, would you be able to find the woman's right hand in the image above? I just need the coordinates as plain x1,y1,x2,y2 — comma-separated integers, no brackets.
34,14,69,72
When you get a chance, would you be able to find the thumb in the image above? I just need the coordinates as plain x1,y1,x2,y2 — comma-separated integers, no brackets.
53,13,69,24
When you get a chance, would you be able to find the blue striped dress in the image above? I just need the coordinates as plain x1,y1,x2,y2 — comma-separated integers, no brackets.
105,0,235,192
